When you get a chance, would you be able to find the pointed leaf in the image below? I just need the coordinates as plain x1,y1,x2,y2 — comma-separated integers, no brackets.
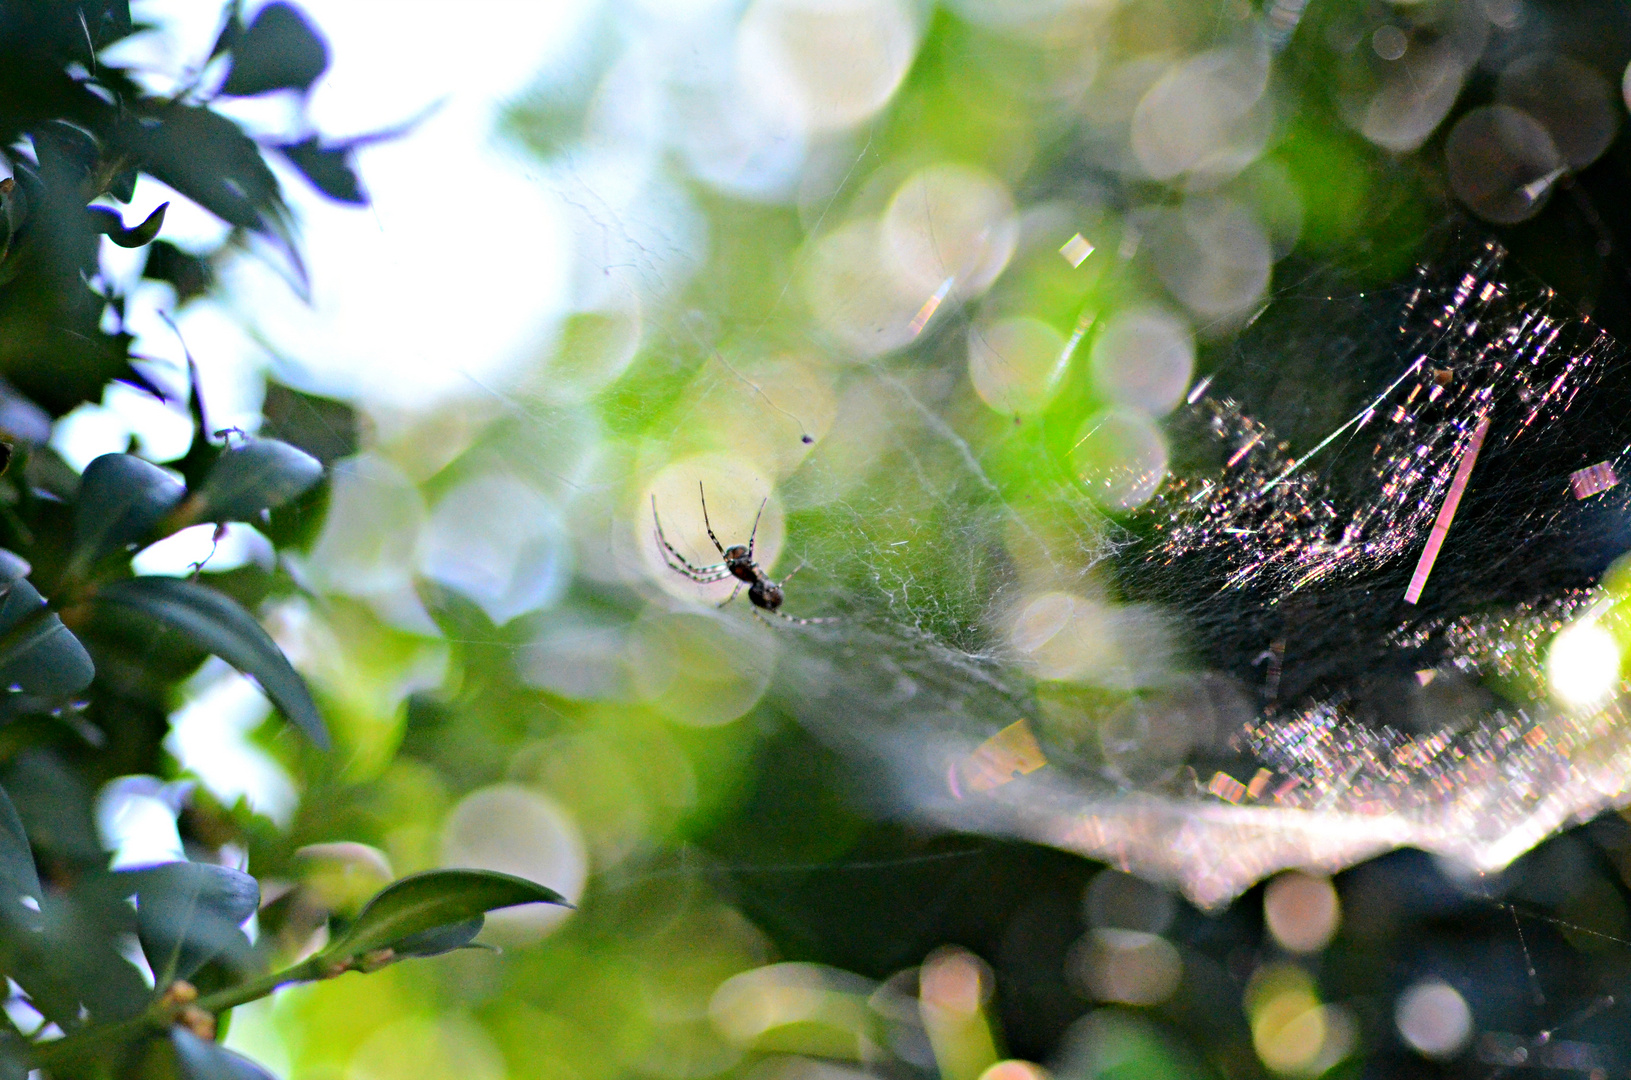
87,202,168,247
220,2,329,96
121,862,259,981
112,106,282,234
171,1027,277,1080
389,915,484,958
143,240,216,303
0,781,40,929
275,138,365,204
329,869,566,958
71,453,186,571
0,578,94,697
94,577,328,748
190,438,322,523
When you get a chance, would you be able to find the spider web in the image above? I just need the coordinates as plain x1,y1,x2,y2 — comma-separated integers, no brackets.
706,229,1631,908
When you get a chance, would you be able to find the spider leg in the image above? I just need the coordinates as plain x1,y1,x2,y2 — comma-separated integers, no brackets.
776,560,809,586
717,582,743,609
698,482,727,557
747,497,767,559
652,495,732,582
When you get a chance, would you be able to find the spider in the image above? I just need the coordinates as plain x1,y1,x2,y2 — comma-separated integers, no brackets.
651,483,833,625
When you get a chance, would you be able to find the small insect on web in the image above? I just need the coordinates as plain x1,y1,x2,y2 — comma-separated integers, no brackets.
651,482,835,625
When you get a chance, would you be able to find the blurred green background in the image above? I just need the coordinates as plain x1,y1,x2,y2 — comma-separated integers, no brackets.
65,0,1631,1077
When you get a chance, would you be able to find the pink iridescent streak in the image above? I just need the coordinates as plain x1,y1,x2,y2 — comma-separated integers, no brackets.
1404,414,1491,605
1570,462,1619,499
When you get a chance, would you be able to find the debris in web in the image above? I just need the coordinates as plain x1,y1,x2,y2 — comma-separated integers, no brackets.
775,233,1631,907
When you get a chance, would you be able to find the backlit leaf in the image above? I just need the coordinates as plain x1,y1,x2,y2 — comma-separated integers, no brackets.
328,869,565,958
94,577,328,748
219,2,330,97
70,453,186,572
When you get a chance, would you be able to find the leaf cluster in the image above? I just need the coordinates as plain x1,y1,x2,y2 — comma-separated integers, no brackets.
0,4,569,1078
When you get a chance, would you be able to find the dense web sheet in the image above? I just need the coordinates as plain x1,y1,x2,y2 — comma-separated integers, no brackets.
750,233,1631,907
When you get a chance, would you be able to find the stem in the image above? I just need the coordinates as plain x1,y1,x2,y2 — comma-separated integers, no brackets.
28,954,332,1073
194,954,330,1015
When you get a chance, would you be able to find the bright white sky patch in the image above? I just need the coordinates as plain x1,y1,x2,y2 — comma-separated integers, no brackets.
166,660,297,827
110,0,600,412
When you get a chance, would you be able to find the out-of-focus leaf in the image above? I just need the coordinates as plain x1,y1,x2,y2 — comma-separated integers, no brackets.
0,1031,26,1080
32,121,99,186
70,452,186,572
121,861,259,981
86,202,168,248
274,137,365,204
93,577,328,748
9,875,147,1027
388,915,484,957
327,869,565,957
0,781,40,929
108,166,138,203
2,751,101,867
188,438,322,523
220,2,329,97
143,240,215,304
0,577,94,697
260,383,358,465
171,1027,277,1080
110,106,282,234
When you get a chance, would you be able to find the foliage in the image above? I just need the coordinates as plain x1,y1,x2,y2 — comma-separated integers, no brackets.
0,3,564,1078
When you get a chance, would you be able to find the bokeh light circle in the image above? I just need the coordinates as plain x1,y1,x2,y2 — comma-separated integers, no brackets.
440,784,588,944
802,218,925,357
1445,105,1562,225
420,473,571,625
967,317,1068,415
1069,407,1169,510
1394,980,1473,1059
632,612,779,727
736,0,919,132
1088,307,1195,417
882,164,1019,299
1498,53,1618,171
1130,43,1272,183
1263,872,1341,954
1148,196,1272,320
1072,929,1181,1006
1546,617,1621,708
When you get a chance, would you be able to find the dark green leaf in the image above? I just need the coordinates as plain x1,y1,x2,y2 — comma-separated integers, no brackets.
2,751,101,868
143,240,216,304
70,452,185,572
110,106,282,234
0,1031,26,1080
389,915,484,957
260,383,358,465
0,781,40,929
274,138,365,204
121,862,259,981
190,438,322,523
329,870,566,958
171,1027,277,1080
94,577,328,748
8,873,148,1027
0,577,94,697
108,166,138,203
220,2,330,96
87,202,168,248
